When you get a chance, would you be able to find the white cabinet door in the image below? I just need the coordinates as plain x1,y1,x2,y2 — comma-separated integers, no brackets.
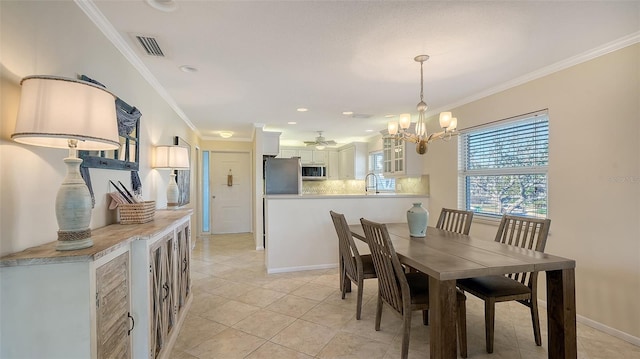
339,143,367,180
262,132,280,156
312,150,327,164
339,146,355,179
298,149,313,164
327,151,339,179
279,149,298,158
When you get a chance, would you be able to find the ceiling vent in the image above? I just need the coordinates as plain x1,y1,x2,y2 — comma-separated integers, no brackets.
134,35,165,57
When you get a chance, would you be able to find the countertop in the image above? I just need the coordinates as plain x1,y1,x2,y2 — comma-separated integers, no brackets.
264,193,429,199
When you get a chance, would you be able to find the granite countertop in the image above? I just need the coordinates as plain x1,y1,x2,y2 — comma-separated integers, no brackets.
264,193,429,199
0,209,193,267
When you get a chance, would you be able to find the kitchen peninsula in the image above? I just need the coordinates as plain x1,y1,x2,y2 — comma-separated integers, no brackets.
264,193,428,273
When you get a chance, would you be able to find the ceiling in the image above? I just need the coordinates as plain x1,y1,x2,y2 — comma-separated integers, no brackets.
87,0,639,146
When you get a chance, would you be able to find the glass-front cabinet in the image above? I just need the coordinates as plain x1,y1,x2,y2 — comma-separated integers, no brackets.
382,137,423,177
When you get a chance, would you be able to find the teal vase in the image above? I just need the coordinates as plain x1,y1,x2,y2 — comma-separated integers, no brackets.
407,203,428,237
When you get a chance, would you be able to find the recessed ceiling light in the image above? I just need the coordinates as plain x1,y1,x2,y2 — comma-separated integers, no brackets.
297,108,308,112
385,114,395,118
365,129,374,132
342,111,353,115
145,0,178,12
288,121,297,125
219,131,233,138
179,65,198,73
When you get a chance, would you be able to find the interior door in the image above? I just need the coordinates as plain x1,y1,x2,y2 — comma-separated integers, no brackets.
210,152,252,234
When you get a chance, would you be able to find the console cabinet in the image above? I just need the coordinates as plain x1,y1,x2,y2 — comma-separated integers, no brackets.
0,210,192,359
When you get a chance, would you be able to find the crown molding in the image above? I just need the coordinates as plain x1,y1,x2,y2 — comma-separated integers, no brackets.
430,31,640,115
74,0,198,135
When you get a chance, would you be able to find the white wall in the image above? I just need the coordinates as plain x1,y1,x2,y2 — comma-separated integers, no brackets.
424,44,640,340
0,1,198,255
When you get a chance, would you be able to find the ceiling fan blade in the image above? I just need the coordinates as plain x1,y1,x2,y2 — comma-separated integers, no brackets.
303,141,317,145
326,140,337,145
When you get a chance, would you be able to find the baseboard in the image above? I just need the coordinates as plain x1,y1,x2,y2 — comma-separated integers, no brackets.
538,299,640,347
267,263,338,274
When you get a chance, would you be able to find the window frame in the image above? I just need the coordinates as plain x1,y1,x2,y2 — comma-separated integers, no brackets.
458,110,549,220
368,151,396,192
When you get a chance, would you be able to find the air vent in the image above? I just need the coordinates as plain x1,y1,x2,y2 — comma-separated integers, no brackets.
351,113,373,119
135,35,165,57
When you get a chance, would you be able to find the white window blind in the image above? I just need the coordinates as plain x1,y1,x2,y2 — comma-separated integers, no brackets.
458,110,549,219
369,151,395,191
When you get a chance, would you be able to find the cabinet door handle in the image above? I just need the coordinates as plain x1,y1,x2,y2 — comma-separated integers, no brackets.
182,258,188,273
162,283,170,301
127,312,135,336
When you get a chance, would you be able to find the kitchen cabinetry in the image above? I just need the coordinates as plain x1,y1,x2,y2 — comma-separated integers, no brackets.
299,149,327,164
262,131,281,156
0,210,192,359
382,137,423,177
338,142,367,180
279,148,298,158
327,150,339,179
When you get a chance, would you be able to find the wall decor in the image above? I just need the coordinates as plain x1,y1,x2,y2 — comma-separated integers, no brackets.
174,136,191,206
78,75,141,171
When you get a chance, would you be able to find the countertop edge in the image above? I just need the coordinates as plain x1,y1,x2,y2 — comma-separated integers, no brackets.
264,194,429,199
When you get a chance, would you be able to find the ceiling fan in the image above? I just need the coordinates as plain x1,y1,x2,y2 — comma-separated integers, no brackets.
304,131,337,149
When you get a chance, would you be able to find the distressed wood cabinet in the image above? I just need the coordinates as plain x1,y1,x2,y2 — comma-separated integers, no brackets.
0,210,192,359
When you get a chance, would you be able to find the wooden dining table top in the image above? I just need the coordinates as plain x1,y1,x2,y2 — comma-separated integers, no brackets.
349,223,575,281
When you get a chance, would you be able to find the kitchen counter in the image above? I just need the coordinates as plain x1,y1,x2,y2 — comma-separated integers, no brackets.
264,194,429,273
264,193,428,199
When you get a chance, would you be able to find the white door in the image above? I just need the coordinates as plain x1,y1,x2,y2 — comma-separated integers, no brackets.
210,152,252,234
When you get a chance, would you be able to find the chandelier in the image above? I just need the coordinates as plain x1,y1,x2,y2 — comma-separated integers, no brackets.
387,54,458,155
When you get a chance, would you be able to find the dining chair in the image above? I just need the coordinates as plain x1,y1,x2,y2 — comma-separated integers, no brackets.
457,214,551,353
436,208,474,235
360,218,467,359
330,211,377,320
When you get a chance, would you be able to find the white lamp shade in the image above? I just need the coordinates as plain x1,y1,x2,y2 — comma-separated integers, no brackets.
449,117,458,130
387,121,398,135
439,112,452,129
11,76,119,150
154,145,190,169
398,113,412,130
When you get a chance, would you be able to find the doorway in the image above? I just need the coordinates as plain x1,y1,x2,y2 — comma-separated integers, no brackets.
204,151,252,234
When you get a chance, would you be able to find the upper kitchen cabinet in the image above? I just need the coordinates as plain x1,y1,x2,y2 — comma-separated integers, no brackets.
327,151,339,180
299,149,327,165
278,148,298,158
262,131,281,156
339,142,367,180
382,137,423,177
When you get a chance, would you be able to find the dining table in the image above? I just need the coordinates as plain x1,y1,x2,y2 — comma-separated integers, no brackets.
349,223,576,359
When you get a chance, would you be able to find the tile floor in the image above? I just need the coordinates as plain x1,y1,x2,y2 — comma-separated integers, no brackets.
172,233,639,358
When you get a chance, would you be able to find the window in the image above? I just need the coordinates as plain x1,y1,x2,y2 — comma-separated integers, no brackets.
458,110,548,219
369,151,395,192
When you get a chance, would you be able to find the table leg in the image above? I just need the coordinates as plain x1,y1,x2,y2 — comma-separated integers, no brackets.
546,268,577,359
429,277,457,359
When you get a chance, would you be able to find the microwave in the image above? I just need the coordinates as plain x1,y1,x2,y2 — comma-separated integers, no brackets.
301,165,327,180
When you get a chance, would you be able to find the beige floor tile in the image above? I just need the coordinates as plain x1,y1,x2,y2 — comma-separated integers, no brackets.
317,331,391,359
265,294,320,318
169,348,199,359
200,299,261,326
301,301,357,329
236,287,287,307
262,277,307,293
186,327,265,359
270,319,338,356
233,309,297,339
291,282,337,301
245,341,314,359
173,314,228,351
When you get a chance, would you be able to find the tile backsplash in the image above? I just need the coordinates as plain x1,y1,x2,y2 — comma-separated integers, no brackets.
302,175,429,195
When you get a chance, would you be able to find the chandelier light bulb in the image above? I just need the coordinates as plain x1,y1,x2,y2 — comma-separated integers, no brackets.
449,117,458,131
439,112,452,129
398,113,411,130
388,121,399,135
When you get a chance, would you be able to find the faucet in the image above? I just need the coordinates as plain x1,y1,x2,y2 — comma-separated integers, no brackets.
365,172,379,194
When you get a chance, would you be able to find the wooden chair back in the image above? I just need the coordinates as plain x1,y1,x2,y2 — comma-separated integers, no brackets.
495,215,551,288
436,208,474,235
330,211,362,282
360,218,409,314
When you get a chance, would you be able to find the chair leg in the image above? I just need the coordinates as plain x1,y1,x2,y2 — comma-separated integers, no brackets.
356,278,364,320
422,309,428,325
340,271,347,300
530,298,542,346
458,298,468,358
375,295,383,331
401,309,412,359
485,299,495,354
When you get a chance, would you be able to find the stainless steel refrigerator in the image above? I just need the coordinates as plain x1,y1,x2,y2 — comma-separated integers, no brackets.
264,157,302,195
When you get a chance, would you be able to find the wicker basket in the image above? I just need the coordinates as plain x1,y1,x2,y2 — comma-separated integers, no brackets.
118,201,156,224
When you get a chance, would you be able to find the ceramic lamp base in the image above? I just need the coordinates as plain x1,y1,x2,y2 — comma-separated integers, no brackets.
55,157,93,251
167,172,179,207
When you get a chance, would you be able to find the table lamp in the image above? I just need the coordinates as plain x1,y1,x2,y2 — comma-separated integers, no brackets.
153,145,190,207
11,75,120,250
